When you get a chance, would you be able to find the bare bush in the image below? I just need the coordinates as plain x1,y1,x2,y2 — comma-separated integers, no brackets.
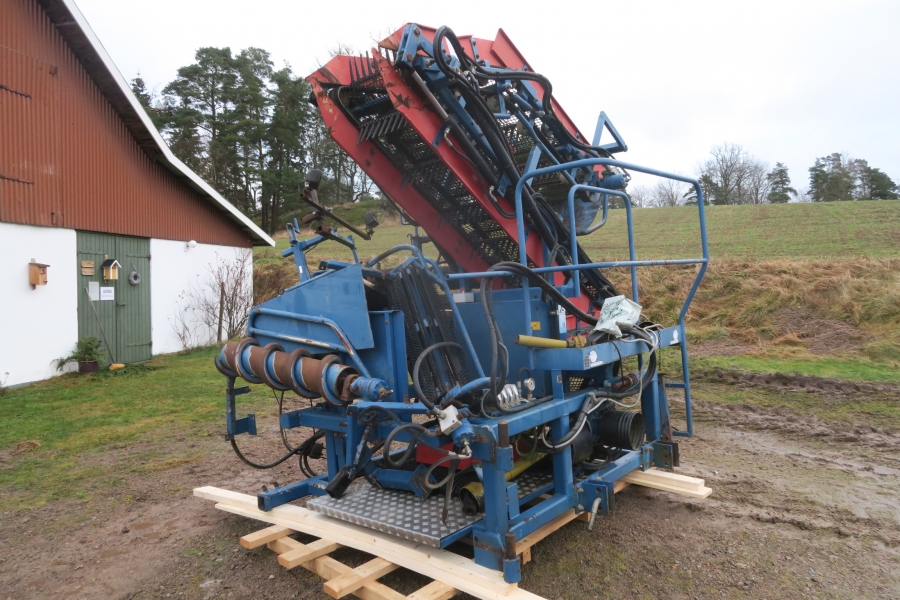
650,178,689,207
168,249,253,349
698,143,772,205
627,184,651,208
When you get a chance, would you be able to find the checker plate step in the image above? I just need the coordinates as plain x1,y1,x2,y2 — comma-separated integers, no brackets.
307,469,557,547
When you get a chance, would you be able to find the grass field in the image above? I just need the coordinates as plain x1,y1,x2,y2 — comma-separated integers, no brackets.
0,349,273,511
258,200,900,263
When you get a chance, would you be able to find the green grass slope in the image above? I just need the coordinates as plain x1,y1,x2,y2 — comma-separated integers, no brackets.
580,200,900,261
260,200,900,264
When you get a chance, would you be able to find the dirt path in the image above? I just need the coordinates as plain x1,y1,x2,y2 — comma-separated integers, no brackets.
2,394,899,599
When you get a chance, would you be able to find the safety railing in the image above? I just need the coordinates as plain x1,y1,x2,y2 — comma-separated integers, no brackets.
446,158,709,436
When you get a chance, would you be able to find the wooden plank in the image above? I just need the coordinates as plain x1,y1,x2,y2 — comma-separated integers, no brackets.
324,557,399,598
241,525,294,549
407,580,459,600
622,471,712,498
279,538,342,569
268,537,406,600
514,509,579,555
194,487,545,599
622,468,706,493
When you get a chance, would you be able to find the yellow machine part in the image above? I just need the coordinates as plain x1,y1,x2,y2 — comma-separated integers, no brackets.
459,451,545,514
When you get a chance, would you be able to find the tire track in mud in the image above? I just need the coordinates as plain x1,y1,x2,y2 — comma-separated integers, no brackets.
680,398,900,552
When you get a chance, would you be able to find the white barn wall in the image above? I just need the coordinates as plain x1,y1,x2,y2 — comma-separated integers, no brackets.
0,223,79,387
150,239,252,354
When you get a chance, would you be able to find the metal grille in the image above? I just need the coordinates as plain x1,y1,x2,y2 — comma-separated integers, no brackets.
333,78,528,272
308,484,482,547
307,469,562,547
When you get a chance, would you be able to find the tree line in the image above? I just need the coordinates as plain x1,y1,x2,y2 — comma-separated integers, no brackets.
133,47,897,221
630,143,898,208
131,46,378,234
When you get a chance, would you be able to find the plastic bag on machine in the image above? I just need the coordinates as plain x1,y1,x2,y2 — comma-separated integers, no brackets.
593,295,642,338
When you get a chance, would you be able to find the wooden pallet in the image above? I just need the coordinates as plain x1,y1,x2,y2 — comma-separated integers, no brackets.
194,468,709,600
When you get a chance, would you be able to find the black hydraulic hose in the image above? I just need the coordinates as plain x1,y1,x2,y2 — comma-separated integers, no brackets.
229,431,323,471
407,70,501,192
539,394,596,452
431,32,559,247
433,26,614,158
356,406,455,470
479,270,506,400
382,422,452,468
491,262,598,325
431,30,624,299
413,341,465,409
423,27,616,296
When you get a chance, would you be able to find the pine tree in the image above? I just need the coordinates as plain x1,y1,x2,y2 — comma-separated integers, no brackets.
766,162,796,203
808,153,855,202
868,168,899,200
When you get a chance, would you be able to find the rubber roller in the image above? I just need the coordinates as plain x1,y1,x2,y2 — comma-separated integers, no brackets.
216,339,391,405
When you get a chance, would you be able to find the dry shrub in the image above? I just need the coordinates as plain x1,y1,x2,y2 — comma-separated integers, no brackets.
605,258,900,345
254,261,298,304
772,332,805,346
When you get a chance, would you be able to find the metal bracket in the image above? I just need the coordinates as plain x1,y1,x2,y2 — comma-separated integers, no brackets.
652,441,680,469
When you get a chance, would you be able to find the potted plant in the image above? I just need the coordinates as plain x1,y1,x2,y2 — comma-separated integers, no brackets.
55,336,103,373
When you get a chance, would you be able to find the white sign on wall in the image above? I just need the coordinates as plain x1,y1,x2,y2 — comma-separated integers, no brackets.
88,281,100,301
100,286,115,301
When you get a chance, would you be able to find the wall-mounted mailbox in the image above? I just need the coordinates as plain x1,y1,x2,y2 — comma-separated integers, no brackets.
29,259,49,289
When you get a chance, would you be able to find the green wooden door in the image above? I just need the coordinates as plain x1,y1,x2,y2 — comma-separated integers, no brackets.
76,232,152,365
115,236,152,363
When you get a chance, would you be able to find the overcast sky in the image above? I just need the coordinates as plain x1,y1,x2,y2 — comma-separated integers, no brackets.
75,0,899,192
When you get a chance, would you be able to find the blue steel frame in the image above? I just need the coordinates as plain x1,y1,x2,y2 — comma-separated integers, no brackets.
226,161,707,581
236,156,705,574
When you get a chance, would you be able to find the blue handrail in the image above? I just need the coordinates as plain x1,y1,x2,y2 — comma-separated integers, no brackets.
509,158,709,436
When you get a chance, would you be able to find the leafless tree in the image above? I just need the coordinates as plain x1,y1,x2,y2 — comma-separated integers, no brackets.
795,187,813,203
745,161,772,204
627,184,651,208
650,178,689,207
168,249,254,349
698,143,771,205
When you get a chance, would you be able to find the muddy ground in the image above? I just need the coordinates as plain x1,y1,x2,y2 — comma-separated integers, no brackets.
1,382,899,600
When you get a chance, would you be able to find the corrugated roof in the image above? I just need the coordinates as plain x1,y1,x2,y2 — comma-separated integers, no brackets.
35,0,275,246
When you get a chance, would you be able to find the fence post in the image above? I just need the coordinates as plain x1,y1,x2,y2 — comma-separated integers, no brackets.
217,282,225,343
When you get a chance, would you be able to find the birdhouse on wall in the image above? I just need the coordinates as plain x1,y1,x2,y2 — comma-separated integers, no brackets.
100,257,121,282
29,260,50,289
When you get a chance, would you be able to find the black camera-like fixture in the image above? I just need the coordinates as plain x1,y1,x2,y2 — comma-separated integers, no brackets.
363,211,379,235
304,168,323,191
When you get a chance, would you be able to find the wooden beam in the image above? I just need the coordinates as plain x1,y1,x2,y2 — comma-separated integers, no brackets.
240,525,294,549
621,469,712,498
519,547,532,566
407,580,459,600
278,538,342,569
324,557,399,598
193,488,545,600
514,510,579,555
268,537,406,600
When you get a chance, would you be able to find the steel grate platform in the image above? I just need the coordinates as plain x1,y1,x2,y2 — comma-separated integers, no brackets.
307,469,558,547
